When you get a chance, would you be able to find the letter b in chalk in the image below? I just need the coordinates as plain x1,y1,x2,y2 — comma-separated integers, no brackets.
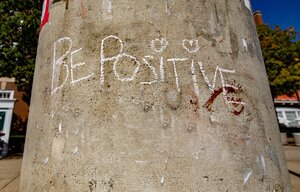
51,37,94,95
51,37,72,95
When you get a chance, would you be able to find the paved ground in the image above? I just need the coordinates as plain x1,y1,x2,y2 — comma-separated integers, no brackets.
284,145,300,192
0,146,299,191
0,156,22,192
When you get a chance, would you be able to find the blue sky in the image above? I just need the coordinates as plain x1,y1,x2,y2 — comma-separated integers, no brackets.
251,0,300,31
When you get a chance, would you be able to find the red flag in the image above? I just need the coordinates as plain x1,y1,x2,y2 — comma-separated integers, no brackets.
40,0,50,30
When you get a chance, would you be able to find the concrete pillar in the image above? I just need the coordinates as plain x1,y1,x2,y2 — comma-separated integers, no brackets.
20,0,292,191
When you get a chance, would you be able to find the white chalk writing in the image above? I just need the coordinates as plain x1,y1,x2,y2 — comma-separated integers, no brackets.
182,39,200,53
71,48,94,85
140,56,159,85
150,38,169,53
52,37,94,95
167,58,188,92
191,60,200,97
52,37,72,95
51,35,246,115
160,57,165,82
242,38,248,51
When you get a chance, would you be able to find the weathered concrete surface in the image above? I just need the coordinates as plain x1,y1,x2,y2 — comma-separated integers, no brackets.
20,0,292,191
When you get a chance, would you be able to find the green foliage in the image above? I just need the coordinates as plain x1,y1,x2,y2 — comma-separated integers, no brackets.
257,24,300,97
0,0,41,98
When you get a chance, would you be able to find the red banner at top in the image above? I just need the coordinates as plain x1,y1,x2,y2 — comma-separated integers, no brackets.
40,0,50,30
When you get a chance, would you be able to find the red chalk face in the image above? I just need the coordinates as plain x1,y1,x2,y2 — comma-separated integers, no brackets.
203,85,245,116
225,86,245,115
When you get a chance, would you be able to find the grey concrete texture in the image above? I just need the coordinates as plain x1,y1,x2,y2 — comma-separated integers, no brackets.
1,148,298,191
20,0,292,191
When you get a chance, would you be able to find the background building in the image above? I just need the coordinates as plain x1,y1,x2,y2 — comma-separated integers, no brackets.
0,78,29,152
253,11,300,129
275,91,300,127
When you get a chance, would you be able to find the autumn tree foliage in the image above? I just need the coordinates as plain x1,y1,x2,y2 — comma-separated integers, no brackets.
257,24,300,98
0,0,41,102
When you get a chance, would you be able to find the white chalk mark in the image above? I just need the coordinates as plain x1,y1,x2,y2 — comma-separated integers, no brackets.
244,0,252,11
42,157,49,165
159,106,164,124
160,176,165,185
140,55,158,85
124,123,139,129
171,114,175,128
102,0,113,18
100,35,124,85
260,155,266,172
198,61,218,91
242,38,248,51
107,1,112,13
72,146,78,155
51,37,72,95
161,130,171,139
190,60,200,97
199,62,246,108
113,53,141,82
165,2,170,14
218,67,247,107
218,67,246,107
70,48,94,85
58,121,62,134
218,67,236,96
167,58,188,92
150,38,169,53
193,153,199,160
100,35,141,83
210,115,218,122
81,133,85,143
50,111,54,119
199,62,237,93
135,160,147,164
243,168,252,185
227,100,246,105
160,57,165,82
210,13,216,34
245,136,251,145
73,128,79,136
182,39,200,53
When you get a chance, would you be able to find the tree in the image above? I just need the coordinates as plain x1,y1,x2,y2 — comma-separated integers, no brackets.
0,0,41,102
257,24,300,98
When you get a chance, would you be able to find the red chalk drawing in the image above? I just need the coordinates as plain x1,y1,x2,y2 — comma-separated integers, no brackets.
204,84,245,116
40,0,50,30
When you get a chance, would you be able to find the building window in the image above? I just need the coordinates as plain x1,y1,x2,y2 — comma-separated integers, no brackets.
276,108,300,127
0,91,13,99
286,111,299,127
0,111,5,131
277,111,283,118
